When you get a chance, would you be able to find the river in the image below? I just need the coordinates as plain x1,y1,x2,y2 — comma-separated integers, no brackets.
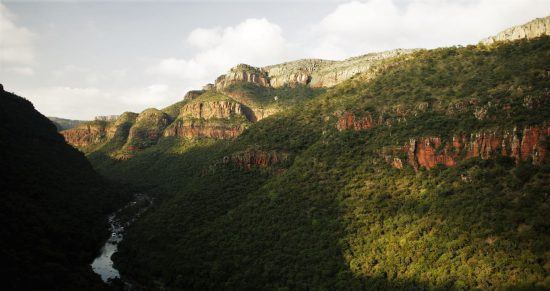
91,194,152,285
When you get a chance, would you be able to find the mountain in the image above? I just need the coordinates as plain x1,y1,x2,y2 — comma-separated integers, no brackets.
63,17,550,289
0,87,130,289
48,116,87,131
60,49,416,154
481,16,550,45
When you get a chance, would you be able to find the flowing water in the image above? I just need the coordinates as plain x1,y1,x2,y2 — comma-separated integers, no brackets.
91,214,124,282
91,194,152,284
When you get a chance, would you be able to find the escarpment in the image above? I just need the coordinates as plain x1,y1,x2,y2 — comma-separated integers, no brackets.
179,100,243,119
164,98,250,139
61,121,108,148
215,64,270,90
214,49,417,90
381,125,549,170
481,16,550,45
163,119,246,139
62,112,138,150
226,149,289,170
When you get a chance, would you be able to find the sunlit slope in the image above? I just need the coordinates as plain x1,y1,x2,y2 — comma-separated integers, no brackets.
96,37,550,289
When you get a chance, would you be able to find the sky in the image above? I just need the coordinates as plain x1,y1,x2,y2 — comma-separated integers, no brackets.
1,0,549,120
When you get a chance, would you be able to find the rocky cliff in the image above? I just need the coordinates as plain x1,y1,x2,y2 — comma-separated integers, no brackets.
61,121,108,148
61,112,138,149
215,64,270,90
225,149,289,170
163,97,250,139
180,100,243,119
163,119,246,139
481,16,550,45
381,125,549,170
214,49,417,90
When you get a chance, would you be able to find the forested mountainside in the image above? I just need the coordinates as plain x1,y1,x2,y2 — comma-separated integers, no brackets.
0,89,130,290
63,32,550,289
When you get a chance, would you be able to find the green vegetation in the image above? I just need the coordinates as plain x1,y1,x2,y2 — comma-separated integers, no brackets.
224,82,326,109
1,90,131,290
88,37,550,289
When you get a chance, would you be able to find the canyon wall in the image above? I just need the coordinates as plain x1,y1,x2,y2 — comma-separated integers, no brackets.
481,16,550,45
61,122,108,148
381,125,549,171
214,49,417,90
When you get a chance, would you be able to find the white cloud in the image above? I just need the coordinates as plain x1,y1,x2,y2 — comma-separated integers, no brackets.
150,18,292,84
0,3,35,65
187,27,222,49
9,66,35,76
21,84,178,120
311,0,550,59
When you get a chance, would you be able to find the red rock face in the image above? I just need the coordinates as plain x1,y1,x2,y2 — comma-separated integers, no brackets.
227,149,288,170
397,125,549,170
336,111,379,131
61,123,106,148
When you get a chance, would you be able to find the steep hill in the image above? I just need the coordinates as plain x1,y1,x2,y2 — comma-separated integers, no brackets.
81,34,550,290
0,88,130,290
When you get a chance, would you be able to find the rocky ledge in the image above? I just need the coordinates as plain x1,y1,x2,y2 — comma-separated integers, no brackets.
214,49,417,90
381,125,549,170
481,16,550,45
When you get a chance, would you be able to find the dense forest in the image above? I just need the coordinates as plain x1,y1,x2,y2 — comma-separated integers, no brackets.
80,37,550,289
0,89,131,290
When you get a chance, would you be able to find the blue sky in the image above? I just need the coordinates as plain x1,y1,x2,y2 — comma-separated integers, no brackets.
1,0,549,119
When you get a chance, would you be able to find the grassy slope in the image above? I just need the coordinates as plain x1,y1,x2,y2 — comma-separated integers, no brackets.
92,37,549,289
0,91,131,290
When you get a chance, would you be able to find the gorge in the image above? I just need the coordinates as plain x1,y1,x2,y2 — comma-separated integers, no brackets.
2,13,550,291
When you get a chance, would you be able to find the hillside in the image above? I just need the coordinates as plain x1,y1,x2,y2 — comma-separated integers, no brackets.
0,88,130,289
73,32,550,290
59,48,415,155
48,116,87,131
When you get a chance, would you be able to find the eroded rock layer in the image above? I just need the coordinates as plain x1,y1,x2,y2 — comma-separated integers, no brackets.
481,16,550,45
61,122,108,148
382,125,549,170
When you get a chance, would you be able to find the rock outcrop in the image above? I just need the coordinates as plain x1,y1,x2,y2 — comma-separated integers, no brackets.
163,98,250,139
215,64,270,90
183,90,204,101
336,111,383,131
213,49,417,90
263,59,335,87
163,119,246,139
179,100,243,119
224,149,289,170
61,121,108,148
383,125,549,171
481,16,550,45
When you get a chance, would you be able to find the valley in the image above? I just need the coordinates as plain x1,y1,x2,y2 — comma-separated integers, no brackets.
2,12,549,290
